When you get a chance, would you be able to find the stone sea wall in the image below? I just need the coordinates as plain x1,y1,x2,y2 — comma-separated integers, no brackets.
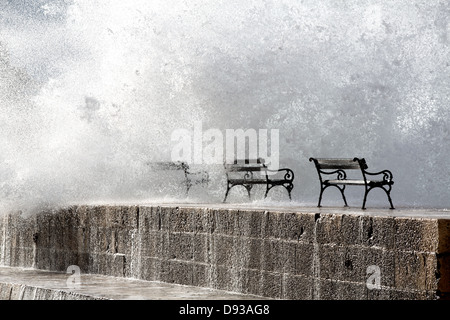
0,205,449,299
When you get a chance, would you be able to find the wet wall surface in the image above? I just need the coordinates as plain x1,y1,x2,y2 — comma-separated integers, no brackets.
1,204,449,300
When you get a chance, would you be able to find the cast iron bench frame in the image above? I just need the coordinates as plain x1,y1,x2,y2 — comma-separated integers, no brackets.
223,158,294,202
309,157,394,209
147,161,209,196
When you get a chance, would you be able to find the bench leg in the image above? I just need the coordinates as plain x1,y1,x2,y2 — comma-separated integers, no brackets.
223,183,231,202
286,184,293,201
265,184,293,201
362,189,369,210
317,186,325,207
382,186,395,209
338,185,348,207
264,185,271,199
362,186,395,210
318,185,348,207
387,191,395,209
186,184,191,197
245,185,252,199
184,179,192,197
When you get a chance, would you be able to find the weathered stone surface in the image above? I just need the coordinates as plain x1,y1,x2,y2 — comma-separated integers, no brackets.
438,220,450,254
283,274,313,300
0,205,448,300
394,217,439,252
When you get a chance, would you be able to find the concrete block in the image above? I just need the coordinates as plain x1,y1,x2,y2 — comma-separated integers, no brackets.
104,206,138,230
168,232,194,261
158,207,174,231
437,253,450,295
339,214,363,246
34,247,49,270
438,219,450,254
340,246,365,283
245,269,262,297
90,227,109,254
138,206,160,232
260,271,283,299
212,265,232,291
226,209,265,238
168,207,195,233
283,274,313,300
263,211,283,239
247,238,263,270
212,209,237,236
394,217,439,252
291,242,314,277
138,256,158,282
317,244,343,281
394,251,438,291
20,286,37,300
87,206,107,230
191,208,213,234
139,231,159,258
388,289,436,300
281,212,315,243
361,247,395,288
115,228,136,255
231,237,252,269
361,216,395,249
315,214,342,244
76,224,90,254
228,267,247,293
337,281,367,300
365,286,392,300
210,234,234,267
315,279,338,300
111,253,126,277
9,284,23,300
261,239,287,273
192,233,209,264
192,263,209,288
248,210,266,238
76,252,90,272
0,283,14,300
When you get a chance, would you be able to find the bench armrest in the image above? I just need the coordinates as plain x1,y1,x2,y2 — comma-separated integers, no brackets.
363,169,394,184
319,169,347,180
266,168,294,182
185,169,209,182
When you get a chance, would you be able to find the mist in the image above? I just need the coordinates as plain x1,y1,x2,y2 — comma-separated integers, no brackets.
1,0,449,214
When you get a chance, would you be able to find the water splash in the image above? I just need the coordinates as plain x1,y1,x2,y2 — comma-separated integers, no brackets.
1,0,449,214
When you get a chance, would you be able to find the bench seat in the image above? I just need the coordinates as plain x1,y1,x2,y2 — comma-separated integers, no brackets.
228,179,267,184
309,157,394,209
224,158,294,201
325,179,390,186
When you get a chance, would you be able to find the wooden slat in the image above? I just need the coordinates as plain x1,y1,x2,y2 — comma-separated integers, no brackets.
228,179,267,184
314,158,360,170
231,158,264,164
225,165,265,172
147,162,185,170
325,179,366,185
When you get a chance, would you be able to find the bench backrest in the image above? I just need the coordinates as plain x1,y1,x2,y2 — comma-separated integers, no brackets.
147,161,188,170
309,158,368,170
147,162,191,179
224,158,268,181
224,158,266,171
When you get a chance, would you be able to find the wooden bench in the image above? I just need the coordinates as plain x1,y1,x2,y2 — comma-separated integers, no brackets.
309,157,394,209
147,161,209,196
223,158,294,202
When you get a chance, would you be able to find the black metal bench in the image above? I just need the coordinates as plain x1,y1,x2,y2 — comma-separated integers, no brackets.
309,157,394,209
223,158,294,202
147,161,209,196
